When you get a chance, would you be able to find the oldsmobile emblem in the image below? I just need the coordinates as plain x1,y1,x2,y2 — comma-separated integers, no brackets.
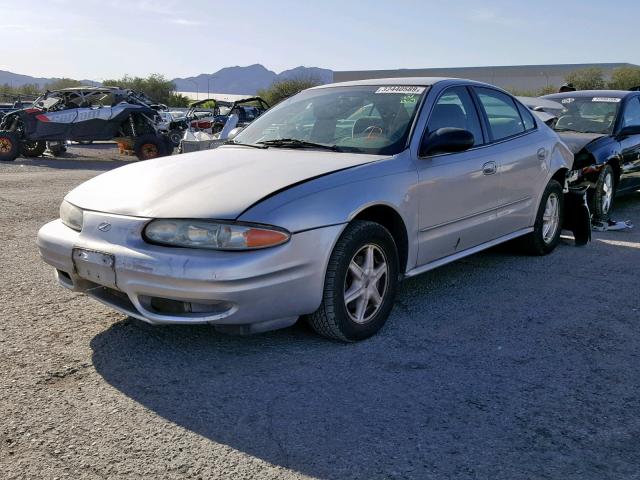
97,222,112,232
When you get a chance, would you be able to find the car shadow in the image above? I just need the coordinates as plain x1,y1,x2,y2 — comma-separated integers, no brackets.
89,238,639,479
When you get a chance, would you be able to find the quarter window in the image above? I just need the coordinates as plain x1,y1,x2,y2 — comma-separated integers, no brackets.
475,88,526,140
426,87,483,146
622,97,640,128
516,102,536,131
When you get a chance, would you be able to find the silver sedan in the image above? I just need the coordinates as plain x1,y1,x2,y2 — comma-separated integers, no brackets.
37,78,575,341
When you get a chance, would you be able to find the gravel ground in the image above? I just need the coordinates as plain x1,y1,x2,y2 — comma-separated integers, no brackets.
1,144,640,480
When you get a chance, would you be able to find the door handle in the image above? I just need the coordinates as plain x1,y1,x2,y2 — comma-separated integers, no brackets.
482,161,497,175
537,148,547,161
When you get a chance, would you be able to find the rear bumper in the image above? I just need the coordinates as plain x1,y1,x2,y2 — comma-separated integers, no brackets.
37,212,343,327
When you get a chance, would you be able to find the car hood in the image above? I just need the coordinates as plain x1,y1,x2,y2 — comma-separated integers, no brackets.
65,146,382,219
556,132,606,154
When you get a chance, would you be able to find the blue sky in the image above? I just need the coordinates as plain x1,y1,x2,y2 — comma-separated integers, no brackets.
1,0,638,80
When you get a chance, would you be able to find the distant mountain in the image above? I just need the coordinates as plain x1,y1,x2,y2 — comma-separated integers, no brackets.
0,64,333,94
0,70,98,88
172,64,333,95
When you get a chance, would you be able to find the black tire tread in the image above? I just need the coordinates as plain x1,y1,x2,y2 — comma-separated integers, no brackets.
308,220,398,342
519,179,564,256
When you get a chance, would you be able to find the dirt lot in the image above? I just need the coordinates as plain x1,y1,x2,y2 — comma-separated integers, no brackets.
1,144,640,480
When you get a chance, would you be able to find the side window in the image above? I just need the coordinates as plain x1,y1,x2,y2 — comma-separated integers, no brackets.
426,87,483,146
475,88,526,140
516,102,536,131
622,97,640,128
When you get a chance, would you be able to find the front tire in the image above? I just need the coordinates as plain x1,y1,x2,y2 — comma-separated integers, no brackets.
0,131,19,161
307,220,399,342
591,164,615,220
519,179,564,255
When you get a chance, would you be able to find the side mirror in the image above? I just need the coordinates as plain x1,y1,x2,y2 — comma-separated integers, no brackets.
420,128,475,157
617,125,640,138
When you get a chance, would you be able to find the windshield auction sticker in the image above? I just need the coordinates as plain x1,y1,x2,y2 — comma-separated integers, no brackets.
592,97,621,103
376,86,425,94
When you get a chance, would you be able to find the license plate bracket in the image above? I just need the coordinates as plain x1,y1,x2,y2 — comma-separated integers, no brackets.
72,248,116,288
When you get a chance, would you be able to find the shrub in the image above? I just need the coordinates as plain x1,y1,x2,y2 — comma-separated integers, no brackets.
257,77,322,106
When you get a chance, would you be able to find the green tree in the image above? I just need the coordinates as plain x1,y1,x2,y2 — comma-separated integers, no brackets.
167,92,191,107
18,83,41,96
103,73,182,106
608,67,640,90
257,76,322,106
45,78,83,90
564,68,606,90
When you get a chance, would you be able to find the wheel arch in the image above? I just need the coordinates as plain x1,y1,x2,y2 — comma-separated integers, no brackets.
350,203,409,274
606,157,622,187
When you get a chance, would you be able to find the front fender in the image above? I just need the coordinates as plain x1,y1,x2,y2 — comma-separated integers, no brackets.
237,153,419,268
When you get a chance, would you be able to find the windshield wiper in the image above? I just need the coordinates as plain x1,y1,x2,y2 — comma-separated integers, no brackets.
258,138,341,151
224,140,268,149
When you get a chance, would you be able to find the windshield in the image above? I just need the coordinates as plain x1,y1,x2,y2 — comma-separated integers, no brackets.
234,85,427,154
551,96,621,134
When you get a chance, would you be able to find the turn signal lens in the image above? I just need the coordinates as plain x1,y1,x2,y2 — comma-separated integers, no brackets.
144,220,290,250
244,228,290,248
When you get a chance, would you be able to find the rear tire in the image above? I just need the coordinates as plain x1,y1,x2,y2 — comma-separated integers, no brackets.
590,164,615,220
307,220,399,342
48,142,67,157
20,140,46,158
519,179,564,255
0,131,19,161
134,134,166,160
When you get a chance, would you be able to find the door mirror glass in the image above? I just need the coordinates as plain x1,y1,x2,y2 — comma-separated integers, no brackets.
420,128,475,156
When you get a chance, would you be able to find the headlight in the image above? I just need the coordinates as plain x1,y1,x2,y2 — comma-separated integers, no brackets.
143,219,290,250
60,200,83,231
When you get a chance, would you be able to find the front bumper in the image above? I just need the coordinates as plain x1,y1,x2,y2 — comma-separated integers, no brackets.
37,211,343,327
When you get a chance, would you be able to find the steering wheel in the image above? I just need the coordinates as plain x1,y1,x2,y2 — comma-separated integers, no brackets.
360,125,388,141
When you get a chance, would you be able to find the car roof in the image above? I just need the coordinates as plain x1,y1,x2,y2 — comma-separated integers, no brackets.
311,77,494,89
543,90,636,99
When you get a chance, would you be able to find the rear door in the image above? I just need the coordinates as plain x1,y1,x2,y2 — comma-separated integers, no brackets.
415,86,503,265
472,87,547,233
617,96,640,192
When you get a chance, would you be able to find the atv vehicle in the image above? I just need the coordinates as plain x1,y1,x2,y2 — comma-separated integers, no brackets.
213,97,270,132
181,97,270,136
0,87,172,161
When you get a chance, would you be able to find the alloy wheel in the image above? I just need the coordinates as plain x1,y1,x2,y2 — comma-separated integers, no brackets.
343,244,389,324
141,143,159,159
542,192,560,244
0,138,13,153
601,172,613,214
